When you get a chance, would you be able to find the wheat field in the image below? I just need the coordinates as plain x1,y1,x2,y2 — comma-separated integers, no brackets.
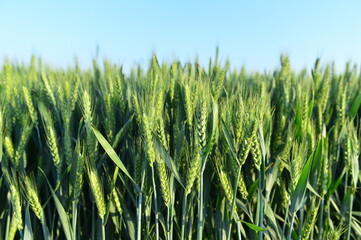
0,54,360,239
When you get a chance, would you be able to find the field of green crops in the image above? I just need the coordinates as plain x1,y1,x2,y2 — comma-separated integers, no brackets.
0,54,360,240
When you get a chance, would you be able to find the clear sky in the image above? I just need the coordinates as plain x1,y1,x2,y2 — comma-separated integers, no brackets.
1,1,361,72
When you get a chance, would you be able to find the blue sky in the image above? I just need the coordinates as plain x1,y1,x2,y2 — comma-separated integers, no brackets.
1,1,361,72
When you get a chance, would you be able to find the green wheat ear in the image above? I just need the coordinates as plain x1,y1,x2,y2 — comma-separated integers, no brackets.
39,103,61,179
184,84,194,128
111,188,123,214
14,123,33,172
87,163,106,221
185,145,202,195
23,87,38,124
23,175,43,220
41,72,56,107
82,90,97,163
300,199,320,240
196,98,207,149
72,142,85,202
142,113,156,166
4,136,15,160
237,172,248,200
10,184,23,230
156,159,170,206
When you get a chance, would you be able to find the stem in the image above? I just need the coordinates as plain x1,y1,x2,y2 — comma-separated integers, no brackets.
120,215,123,233
298,208,304,238
325,198,331,236
237,220,242,240
72,202,78,240
258,169,264,240
167,205,172,240
136,192,143,240
92,204,95,240
317,199,324,240
287,212,295,240
181,193,188,240
187,193,195,240
347,193,354,240
227,166,242,239
168,176,174,240
136,158,146,240
151,165,159,240
345,172,349,196
283,207,289,235
41,212,51,240
197,172,204,240
102,223,105,240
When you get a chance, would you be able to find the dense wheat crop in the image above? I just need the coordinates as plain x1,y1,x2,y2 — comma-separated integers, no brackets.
0,54,360,239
